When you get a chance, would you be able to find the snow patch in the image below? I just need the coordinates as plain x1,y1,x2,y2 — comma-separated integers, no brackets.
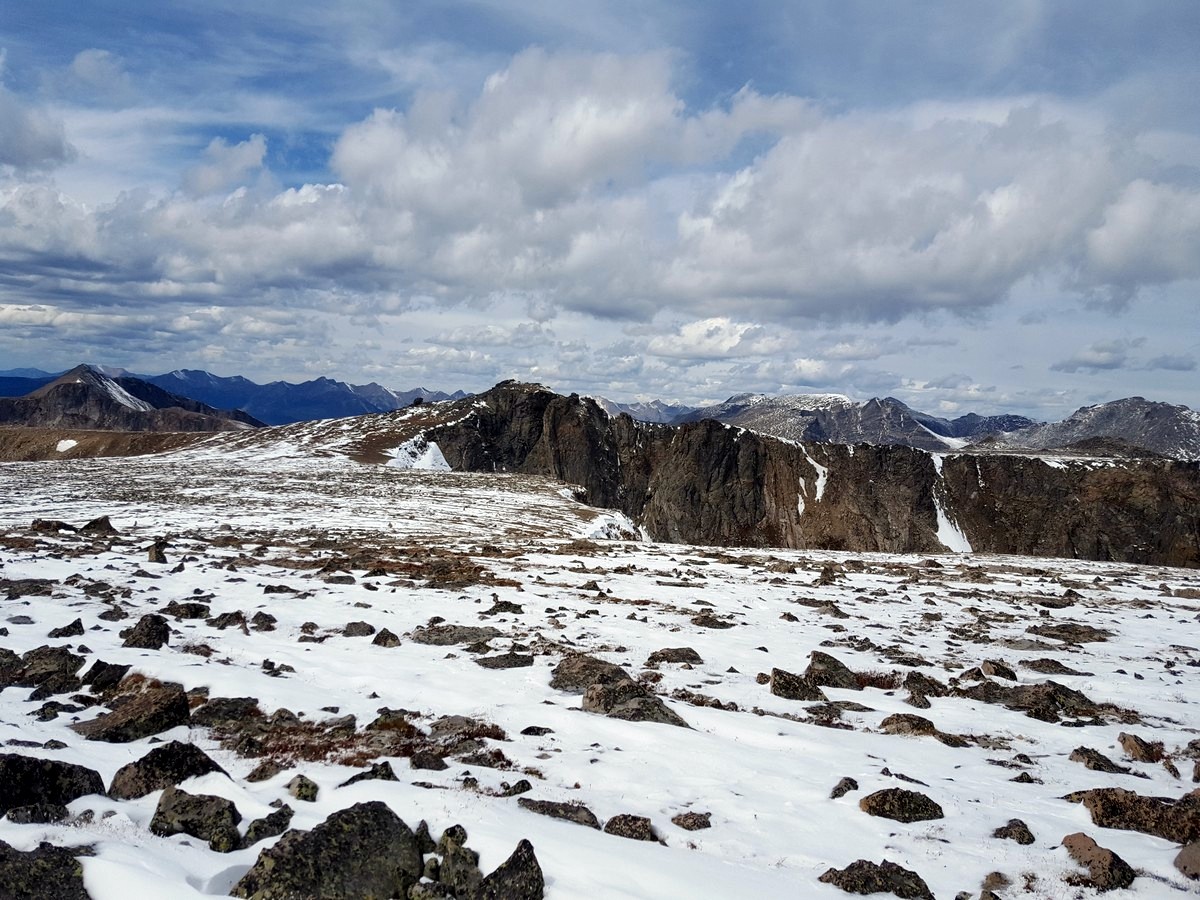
801,447,828,503
56,439,78,452
385,437,451,471
918,422,970,450
931,454,972,553
100,379,154,412
577,511,642,541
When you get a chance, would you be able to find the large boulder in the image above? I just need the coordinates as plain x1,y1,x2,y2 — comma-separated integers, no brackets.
1066,787,1200,844
0,754,105,816
858,789,944,824
548,654,630,693
1062,832,1136,891
70,684,191,743
817,858,933,899
768,667,826,702
231,801,423,899
804,651,861,691
108,741,227,800
477,838,544,899
410,624,501,646
0,840,90,900
150,785,241,853
121,614,171,650
582,678,689,727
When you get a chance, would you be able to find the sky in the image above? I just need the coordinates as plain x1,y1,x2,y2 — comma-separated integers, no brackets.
0,1,1198,419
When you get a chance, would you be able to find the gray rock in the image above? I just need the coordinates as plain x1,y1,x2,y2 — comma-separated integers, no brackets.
805,651,861,691
992,818,1035,844
287,774,319,802
670,811,711,830
108,741,227,800
818,858,933,899
582,678,689,727
121,614,171,650
372,628,401,647
858,788,944,823
411,624,501,646
5,803,69,824
150,784,241,853
0,839,90,900
646,647,704,665
0,754,105,816
517,798,601,829
343,621,375,637
241,805,294,849
231,801,424,899
548,654,630,693
476,652,535,669
603,814,658,841
71,684,190,743
338,761,398,787
477,838,545,900
768,667,827,702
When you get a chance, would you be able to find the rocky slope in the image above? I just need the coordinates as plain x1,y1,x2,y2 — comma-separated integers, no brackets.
0,366,262,433
1,452,1199,898
407,383,1200,568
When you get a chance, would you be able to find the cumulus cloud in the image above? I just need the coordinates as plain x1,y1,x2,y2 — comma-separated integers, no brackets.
183,134,268,196
646,317,789,360
0,84,73,169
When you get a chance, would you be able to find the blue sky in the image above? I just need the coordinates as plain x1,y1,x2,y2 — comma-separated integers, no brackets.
1,1,1198,417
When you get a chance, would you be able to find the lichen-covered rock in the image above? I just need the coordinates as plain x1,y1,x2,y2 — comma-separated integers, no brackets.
582,678,689,727
858,788,944,823
0,840,90,900
671,811,711,830
286,774,319,802
879,714,937,736
150,785,241,853
1066,787,1200,844
548,654,630,693
805,651,861,691
372,628,401,648
768,667,827,702
410,624,501,646
818,858,934,899
645,647,703,666
477,838,544,900
121,613,171,650
603,814,658,841
1062,832,1136,891
108,740,227,800
230,801,423,899
0,753,104,816
70,684,190,742
992,818,1035,845
5,803,69,824
241,805,293,849
517,798,601,829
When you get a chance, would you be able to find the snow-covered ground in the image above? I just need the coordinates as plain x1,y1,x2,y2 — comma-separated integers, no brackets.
1,446,1199,898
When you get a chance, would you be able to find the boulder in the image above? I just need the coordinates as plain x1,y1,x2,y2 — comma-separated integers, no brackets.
768,667,826,702
1062,832,1136,891
80,515,118,534
47,619,84,639
338,761,398,788
671,811,711,830
108,741,227,800
241,805,294,849
879,714,937,737
548,654,630,692
70,684,191,743
150,785,241,853
0,754,104,816
410,624,501,646
805,651,861,691
582,678,689,727
646,647,704,666
858,789,944,823
343,621,375,637
1066,787,1200,844
79,659,131,693
476,652,535,670
0,840,90,900
1069,746,1132,775
5,645,84,690
477,838,544,900
1118,731,1164,763
992,818,1035,845
603,814,658,841
5,803,69,824
372,628,401,648
517,798,601,829
231,801,424,899
287,774,319,802
121,614,170,650
817,859,934,899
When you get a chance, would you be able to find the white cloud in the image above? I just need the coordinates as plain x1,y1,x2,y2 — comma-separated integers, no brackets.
183,134,268,195
0,84,73,169
646,317,789,360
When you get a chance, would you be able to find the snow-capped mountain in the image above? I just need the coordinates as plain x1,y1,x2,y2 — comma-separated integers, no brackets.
588,396,696,424
980,397,1200,460
673,393,1038,452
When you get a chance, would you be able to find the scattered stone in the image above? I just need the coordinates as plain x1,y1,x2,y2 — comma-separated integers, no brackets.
1176,841,1200,880
805,651,861,691
71,684,190,743
0,839,90,900
671,811,711,830
646,647,704,665
582,678,689,727
372,628,401,647
858,788,944,823
1062,832,1136,891
603,813,658,842
5,803,69,824
338,761,399,787
1070,746,1132,775
517,798,601,829
411,624,502,646
241,804,294,849
1065,787,1200,844
120,613,170,650
476,652,535,669
150,785,242,853
818,858,934,899
830,777,859,800
0,753,104,816
231,801,424,899
47,619,84,639
549,654,630,693
343,620,376,637
286,774,319,802
992,818,1035,844
1118,731,1164,763
768,667,827,702
108,741,227,800
980,659,1017,680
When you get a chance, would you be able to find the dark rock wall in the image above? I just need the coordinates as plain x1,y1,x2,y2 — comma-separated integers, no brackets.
428,383,1200,567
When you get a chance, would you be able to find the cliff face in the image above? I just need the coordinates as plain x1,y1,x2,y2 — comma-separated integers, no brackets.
424,383,1200,568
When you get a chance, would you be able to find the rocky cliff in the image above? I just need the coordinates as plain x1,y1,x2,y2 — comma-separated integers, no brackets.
422,382,1200,567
